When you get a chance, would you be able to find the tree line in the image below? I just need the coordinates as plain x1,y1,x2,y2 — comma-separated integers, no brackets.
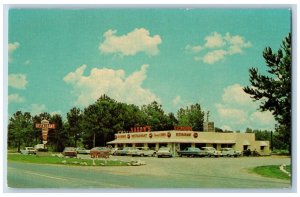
8,95,205,152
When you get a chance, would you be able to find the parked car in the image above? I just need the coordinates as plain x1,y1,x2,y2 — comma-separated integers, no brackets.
62,147,77,157
157,147,172,158
34,144,47,152
20,147,37,155
113,147,134,156
75,147,90,154
110,147,119,155
177,147,202,157
131,147,156,157
90,147,111,158
200,147,221,157
220,148,241,157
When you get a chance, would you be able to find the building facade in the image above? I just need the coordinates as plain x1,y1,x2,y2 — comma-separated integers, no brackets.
107,126,270,156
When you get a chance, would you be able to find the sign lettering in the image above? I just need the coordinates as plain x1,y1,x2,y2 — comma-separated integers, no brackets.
176,133,192,137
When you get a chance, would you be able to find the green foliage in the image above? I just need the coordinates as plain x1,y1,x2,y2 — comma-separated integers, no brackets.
243,33,291,153
177,103,205,131
141,101,177,131
66,107,83,147
271,149,290,155
7,154,128,166
8,111,33,152
251,165,290,180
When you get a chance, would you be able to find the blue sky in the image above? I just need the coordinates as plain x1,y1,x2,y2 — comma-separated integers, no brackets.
8,8,291,131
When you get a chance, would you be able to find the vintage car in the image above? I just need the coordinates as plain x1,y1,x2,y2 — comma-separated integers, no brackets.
131,147,156,157
90,147,111,158
156,147,172,158
221,148,242,157
20,147,37,155
200,147,221,157
62,147,77,157
113,147,134,156
75,147,90,154
177,147,202,157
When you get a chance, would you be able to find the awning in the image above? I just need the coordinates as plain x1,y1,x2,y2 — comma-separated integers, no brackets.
259,141,268,146
243,140,251,145
107,139,236,144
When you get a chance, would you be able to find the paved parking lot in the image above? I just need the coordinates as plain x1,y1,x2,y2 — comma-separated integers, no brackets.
78,155,292,189
7,155,291,189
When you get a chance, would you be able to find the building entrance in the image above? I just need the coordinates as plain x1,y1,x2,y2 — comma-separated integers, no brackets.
180,143,191,150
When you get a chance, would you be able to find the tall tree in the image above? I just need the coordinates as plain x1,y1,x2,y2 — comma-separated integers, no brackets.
48,114,68,152
243,33,291,152
67,107,83,147
8,111,33,152
177,103,205,131
141,101,170,131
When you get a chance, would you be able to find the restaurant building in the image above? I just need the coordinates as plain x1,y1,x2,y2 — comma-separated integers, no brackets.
107,123,270,156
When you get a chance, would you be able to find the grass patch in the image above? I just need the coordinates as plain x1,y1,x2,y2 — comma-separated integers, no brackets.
251,165,290,180
7,153,128,166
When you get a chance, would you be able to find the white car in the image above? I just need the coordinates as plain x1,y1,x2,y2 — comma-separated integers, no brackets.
156,147,172,158
200,147,221,157
20,147,37,155
131,147,156,157
221,148,241,157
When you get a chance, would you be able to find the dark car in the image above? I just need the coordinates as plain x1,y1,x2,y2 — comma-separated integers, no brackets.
177,147,202,157
90,147,111,158
62,147,77,157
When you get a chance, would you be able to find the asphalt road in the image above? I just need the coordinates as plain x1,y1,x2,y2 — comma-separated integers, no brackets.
6,155,291,190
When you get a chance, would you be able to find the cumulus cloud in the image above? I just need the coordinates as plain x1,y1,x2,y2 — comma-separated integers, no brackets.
99,28,162,56
64,64,160,106
8,74,28,89
8,94,25,103
185,45,203,53
8,42,20,63
215,83,275,131
186,32,251,64
203,50,227,64
204,32,225,48
221,83,253,105
22,104,47,116
216,103,247,124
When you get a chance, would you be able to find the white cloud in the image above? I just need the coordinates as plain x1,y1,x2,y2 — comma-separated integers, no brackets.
8,42,20,63
64,64,160,107
8,74,28,89
215,83,276,131
8,94,25,103
250,111,275,126
202,49,227,64
221,125,233,131
186,32,251,64
216,104,247,124
50,110,63,116
172,96,182,106
99,28,162,56
204,32,225,48
22,104,47,116
185,45,203,53
222,83,253,105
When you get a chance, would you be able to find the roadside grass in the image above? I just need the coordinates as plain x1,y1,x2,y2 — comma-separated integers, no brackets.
7,153,128,166
251,165,291,180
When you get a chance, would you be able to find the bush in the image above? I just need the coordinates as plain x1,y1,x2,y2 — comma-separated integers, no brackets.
271,149,290,155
